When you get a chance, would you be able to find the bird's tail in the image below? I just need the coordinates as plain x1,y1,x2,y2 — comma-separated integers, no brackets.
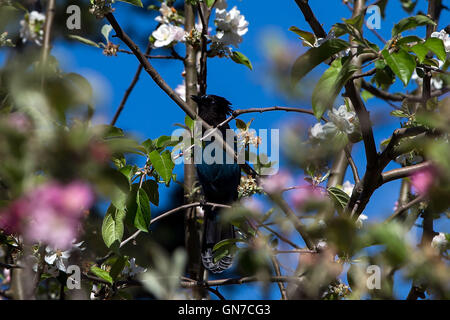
201,207,235,273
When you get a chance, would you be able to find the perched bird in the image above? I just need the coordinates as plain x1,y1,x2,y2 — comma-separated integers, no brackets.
191,94,241,273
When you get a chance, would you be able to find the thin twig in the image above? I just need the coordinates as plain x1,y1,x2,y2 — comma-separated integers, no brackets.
385,194,426,223
110,44,152,126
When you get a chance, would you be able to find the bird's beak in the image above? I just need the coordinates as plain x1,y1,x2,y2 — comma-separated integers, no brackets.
190,95,201,103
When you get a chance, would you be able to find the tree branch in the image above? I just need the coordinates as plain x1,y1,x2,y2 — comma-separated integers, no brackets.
110,44,151,126
381,161,432,185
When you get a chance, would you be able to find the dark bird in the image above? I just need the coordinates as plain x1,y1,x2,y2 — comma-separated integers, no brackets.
191,94,241,273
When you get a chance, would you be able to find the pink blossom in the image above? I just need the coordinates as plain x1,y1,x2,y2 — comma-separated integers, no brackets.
261,171,293,193
242,198,263,212
290,185,326,208
61,182,94,217
0,200,27,233
6,112,32,133
411,167,435,195
0,181,94,249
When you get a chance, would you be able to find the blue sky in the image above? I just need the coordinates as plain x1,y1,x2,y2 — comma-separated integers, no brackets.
2,0,449,299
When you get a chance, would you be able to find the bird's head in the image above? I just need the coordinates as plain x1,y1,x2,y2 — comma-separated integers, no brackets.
191,94,233,127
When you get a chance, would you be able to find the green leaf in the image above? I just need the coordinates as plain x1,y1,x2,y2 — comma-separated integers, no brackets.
291,39,351,85
212,239,241,263
423,38,447,62
410,43,429,63
235,119,247,130
110,256,127,280
68,35,100,48
382,49,416,86
397,35,423,45
117,0,143,7
312,58,358,120
328,186,350,210
102,205,126,249
288,26,316,46
206,0,215,7
185,116,194,133
361,90,374,102
149,150,175,184
141,179,159,206
90,266,113,284
231,51,253,70
134,188,151,232
392,15,436,36
213,238,246,252
400,0,418,13
390,110,409,118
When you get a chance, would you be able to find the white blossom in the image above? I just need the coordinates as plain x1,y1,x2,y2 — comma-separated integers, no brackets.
44,241,84,272
211,6,248,47
355,214,368,228
175,80,187,101
342,181,354,196
19,11,45,46
328,105,358,135
431,233,448,252
155,2,172,24
152,24,185,48
310,122,338,140
310,105,359,141
316,239,328,251
155,2,184,25
122,258,147,278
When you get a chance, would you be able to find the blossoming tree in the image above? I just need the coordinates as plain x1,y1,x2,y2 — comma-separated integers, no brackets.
0,0,449,300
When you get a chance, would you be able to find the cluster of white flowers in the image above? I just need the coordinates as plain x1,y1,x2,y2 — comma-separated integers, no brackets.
431,232,449,252
44,241,85,272
151,1,249,58
431,29,450,58
89,0,115,19
411,29,449,89
122,258,147,278
210,6,249,47
155,2,184,25
152,23,185,48
412,69,444,90
0,32,14,47
19,11,45,46
310,105,359,141
208,1,249,57
151,2,186,48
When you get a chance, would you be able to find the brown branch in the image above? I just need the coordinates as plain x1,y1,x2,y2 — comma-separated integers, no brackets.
345,81,378,169
268,194,314,250
345,145,360,184
270,255,287,300
110,44,151,126
381,161,432,185
118,48,183,60
180,275,304,288
120,202,231,249
259,224,301,249
197,2,209,95
361,80,450,103
294,0,327,38
385,194,426,223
